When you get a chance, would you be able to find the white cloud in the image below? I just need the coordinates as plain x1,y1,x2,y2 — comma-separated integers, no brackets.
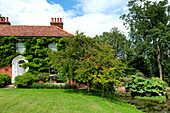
65,13,128,37
0,0,169,37
77,0,128,14
68,0,128,36
0,0,69,25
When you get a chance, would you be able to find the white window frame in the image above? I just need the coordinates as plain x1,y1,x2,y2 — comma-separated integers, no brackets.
48,43,57,51
16,43,25,53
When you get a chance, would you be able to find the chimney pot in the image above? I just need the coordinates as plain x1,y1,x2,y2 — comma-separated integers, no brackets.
50,17,63,29
6,17,9,22
0,17,11,25
51,18,54,22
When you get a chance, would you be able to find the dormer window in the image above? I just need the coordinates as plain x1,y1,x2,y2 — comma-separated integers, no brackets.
16,43,25,53
48,43,57,51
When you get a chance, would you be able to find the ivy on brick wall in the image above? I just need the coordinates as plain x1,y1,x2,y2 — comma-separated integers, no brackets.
22,37,61,74
0,36,19,67
0,36,65,74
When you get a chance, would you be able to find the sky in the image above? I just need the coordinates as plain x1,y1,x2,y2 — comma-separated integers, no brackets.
0,0,169,37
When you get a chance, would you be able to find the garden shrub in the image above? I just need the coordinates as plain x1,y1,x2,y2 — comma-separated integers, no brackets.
31,82,76,89
0,76,5,87
14,72,37,88
151,77,168,87
125,75,166,97
0,73,11,87
4,74,11,85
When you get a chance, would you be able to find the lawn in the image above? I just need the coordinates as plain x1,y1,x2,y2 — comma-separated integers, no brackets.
136,91,170,101
135,96,166,101
0,89,142,113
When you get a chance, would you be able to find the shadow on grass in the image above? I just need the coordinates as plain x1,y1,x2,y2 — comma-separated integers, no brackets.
63,89,127,104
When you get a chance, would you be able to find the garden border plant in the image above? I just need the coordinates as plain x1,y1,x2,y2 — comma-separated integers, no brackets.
0,73,11,87
125,75,166,97
14,72,37,88
31,82,77,89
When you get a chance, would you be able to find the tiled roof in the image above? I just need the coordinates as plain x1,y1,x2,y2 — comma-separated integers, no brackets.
0,25,75,37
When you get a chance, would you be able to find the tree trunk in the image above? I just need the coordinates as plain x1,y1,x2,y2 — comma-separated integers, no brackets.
102,83,104,98
87,82,91,92
157,45,163,80
149,64,153,77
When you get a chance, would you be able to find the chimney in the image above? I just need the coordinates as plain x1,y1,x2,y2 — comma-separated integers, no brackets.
50,17,63,29
0,17,11,25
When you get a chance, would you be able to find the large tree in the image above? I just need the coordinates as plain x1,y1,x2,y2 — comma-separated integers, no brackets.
120,0,170,80
49,32,125,92
95,27,129,59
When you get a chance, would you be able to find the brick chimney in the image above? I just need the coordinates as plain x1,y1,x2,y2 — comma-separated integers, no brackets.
50,18,63,29
0,17,11,25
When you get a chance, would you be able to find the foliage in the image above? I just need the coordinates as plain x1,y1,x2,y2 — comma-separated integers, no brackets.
126,75,166,97
49,32,94,81
0,36,64,74
120,0,170,79
0,73,11,87
49,75,59,80
164,74,170,86
22,37,62,74
49,32,125,94
151,77,169,87
115,91,131,97
92,69,120,98
14,72,37,88
76,41,125,93
31,82,76,89
95,27,129,59
38,75,47,81
0,36,19,67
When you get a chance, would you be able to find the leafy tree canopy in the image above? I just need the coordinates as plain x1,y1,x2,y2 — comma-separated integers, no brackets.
120,0,170,80
95,27,129,59
49,32,125,93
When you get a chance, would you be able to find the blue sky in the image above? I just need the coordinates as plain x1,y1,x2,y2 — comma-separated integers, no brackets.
47,0,79,11
0,0,169,37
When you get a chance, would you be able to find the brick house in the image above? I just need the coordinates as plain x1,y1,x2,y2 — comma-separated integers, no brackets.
0,17,74,83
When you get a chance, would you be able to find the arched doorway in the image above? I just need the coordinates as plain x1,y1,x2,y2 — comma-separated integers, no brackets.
12,55,29,83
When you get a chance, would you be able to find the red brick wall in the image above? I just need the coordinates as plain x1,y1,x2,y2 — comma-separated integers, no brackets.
0,65,12,78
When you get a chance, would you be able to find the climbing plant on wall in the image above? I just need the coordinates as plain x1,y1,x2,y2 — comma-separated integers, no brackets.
0,36,19,67
0,36,65,74
22,37,63,74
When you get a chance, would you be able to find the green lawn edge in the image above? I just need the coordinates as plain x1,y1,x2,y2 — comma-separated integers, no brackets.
0,89,142,113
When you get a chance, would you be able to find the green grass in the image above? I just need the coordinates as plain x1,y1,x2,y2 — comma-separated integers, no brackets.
0,89,142,113
135,96,166,101
135,92,170,101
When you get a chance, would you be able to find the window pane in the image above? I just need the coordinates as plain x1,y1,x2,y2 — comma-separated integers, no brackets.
48,43,57,51
16,43,25,52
